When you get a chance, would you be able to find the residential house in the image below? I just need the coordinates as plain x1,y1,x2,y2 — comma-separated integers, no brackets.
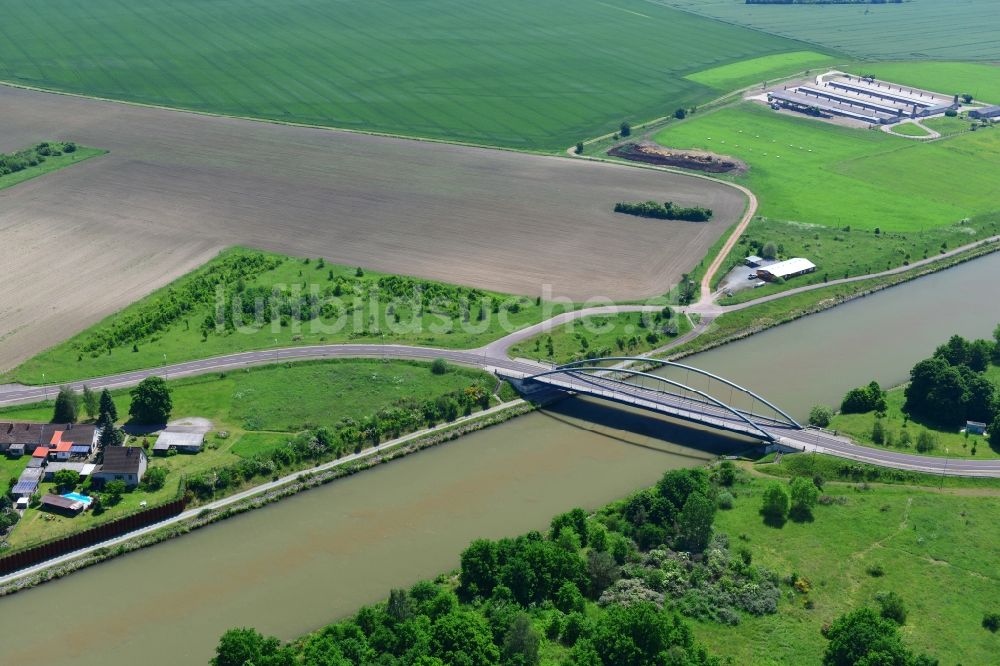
92,447,148,487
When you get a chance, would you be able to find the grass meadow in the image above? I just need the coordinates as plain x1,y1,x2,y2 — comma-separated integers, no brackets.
861,62,1000,105
508,310,693,364
696,463,1000,664
890,123,933,138
714,212,1000,303
0,0,812,150
829,375,1000,461
684,50,841,92
6,248,572,385
0,358,495,550
661,0,1000,61
653,103,1000,232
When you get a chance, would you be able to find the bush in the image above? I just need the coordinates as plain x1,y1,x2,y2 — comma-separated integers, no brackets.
983,612,1000,632
945,108,958,117
876,591,907,625
761,482,790,524
866,563,885,577
430,358,449,375
808,405,833,428
840,381,886,414
915,430,937,453
717,491,735,510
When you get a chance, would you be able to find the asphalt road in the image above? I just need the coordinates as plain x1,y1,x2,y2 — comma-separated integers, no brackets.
3,307,999,477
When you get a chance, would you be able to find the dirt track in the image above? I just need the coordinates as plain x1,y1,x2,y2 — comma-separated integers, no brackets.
0,85,745,372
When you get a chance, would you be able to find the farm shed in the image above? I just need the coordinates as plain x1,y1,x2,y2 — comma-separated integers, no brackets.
756,258,816,281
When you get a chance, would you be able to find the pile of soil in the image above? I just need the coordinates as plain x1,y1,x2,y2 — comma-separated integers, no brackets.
609,142,746,174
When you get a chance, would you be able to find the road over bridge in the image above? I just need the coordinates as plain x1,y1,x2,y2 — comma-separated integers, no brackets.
3,344,1000,477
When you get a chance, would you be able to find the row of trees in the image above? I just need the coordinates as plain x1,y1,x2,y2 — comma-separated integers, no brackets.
0,141,76,177
82,251,281,355
613,201,713,222
187,379,490,500
51,377,172,427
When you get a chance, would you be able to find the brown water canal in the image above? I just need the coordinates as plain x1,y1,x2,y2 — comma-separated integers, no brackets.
2,252,999,665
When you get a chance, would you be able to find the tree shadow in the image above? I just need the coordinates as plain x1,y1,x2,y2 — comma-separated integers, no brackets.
789,507,815,524
760,511,787,528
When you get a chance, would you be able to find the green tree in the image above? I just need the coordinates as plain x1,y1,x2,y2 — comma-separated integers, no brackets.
809,405,833,428
128,376,173,424
104,479,127,504
822,607,930,666
876,591,907,625
761,482,790,525
790,476,819,520
212,627,291,666
983,612,1000,632
586,549,619,600
673,107,687,120
915,430,937,453
591,603,706,666
53,469,80,491
430,610,499,666
676,491,715,552
871,418,885,445
619,121,631,137
459,539,499,600
502,613,540,666
52,385,78,423
574,142,584,155
98,388,118,423
760,241,778,260
555,580,585,613
143,466,168,491
81,385,98,420
97,412,124,449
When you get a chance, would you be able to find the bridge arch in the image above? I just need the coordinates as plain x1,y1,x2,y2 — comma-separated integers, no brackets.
526,365,777,441
552,357,801,429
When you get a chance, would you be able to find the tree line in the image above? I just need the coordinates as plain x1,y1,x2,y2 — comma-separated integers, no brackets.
0,141,77,176
614,201,713,222
211,462,938,666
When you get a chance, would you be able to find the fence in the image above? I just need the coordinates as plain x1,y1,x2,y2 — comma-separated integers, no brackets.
0,497,186,576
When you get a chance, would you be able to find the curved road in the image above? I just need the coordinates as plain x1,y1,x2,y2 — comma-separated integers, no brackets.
3,305,999,477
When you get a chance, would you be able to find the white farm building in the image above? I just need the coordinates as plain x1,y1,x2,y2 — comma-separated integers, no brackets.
756,258,816,281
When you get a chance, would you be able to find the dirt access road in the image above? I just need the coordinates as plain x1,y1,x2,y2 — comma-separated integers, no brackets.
0,85,746,373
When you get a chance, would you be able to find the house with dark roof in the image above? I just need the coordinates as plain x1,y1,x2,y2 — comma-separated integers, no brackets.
92,447,148,487
0,422,97,457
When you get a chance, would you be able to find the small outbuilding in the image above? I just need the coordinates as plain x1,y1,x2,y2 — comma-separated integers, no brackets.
153,431,205,455
745,255,764,268
40,494,87,516
966,421,988,435
756,257,817,281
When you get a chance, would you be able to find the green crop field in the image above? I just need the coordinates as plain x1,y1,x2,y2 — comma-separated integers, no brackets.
861,62,1000,105
694,463,1000,664
660,0,1000,61
4,248,575,385
653,103,1000,232
685,50,840,92
0,0,815,150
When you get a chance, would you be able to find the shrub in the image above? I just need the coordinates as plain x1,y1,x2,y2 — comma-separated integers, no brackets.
876,590,907,625
717,491,735,510
945,108,958,117
808,405,833,428
866,563,885,577
430,358,448,375
983,612,1000,632
613,200,712,222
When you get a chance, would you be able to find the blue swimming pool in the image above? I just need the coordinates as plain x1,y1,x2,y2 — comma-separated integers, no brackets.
62,492,93,505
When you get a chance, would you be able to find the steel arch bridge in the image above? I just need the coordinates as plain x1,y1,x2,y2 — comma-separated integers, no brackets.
514,358,802,442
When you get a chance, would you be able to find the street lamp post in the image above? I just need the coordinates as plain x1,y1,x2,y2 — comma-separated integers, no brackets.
42,373,46,402
274,338,279,364
163,354,168,380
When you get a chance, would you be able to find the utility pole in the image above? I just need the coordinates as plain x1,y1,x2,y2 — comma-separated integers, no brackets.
163,354,168,380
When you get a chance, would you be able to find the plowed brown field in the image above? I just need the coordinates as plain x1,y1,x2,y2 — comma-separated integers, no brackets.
0,85,744,372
